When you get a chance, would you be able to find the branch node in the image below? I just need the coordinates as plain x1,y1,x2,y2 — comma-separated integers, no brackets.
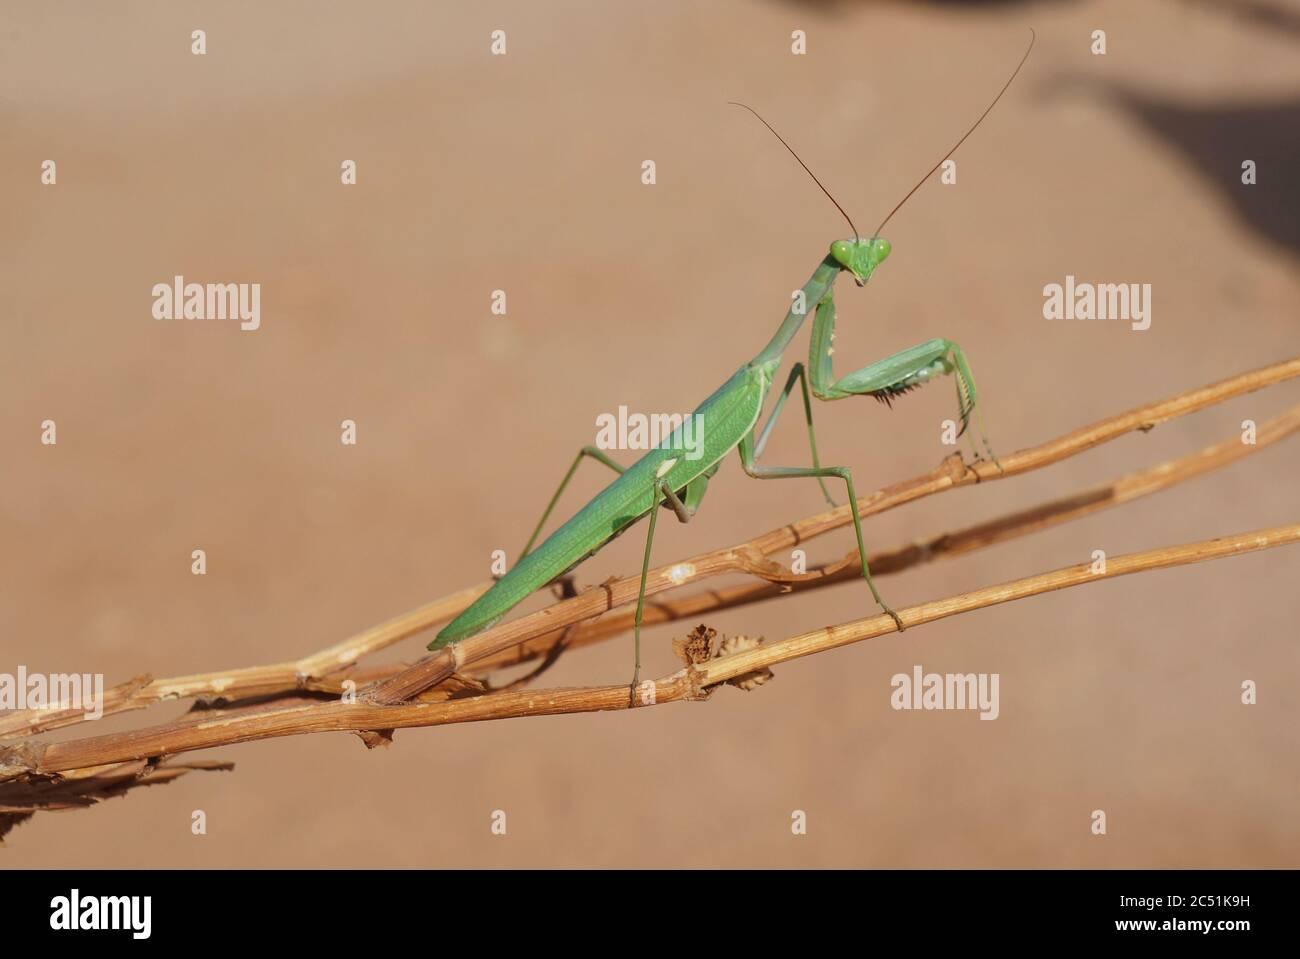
0,741,46,782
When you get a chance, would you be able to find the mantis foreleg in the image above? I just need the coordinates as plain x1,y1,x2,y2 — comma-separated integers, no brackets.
737,432,903,631
808,291,1002,470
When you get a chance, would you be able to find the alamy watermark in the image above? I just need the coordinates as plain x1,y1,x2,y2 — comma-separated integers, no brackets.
152,275,260,331
0,667,104,720
1043,275,1151,331
594,406,705,460
50,890,150,939
890,664,999,720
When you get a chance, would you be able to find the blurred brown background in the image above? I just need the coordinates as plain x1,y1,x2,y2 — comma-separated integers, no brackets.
2,0,1298,867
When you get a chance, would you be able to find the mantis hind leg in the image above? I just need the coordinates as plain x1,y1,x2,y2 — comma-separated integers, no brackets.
520,446,625,560
523,449,712,561
737,432,904,632
808,291,1002,472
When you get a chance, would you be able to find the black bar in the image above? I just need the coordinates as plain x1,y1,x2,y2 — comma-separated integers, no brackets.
2,868,1290,943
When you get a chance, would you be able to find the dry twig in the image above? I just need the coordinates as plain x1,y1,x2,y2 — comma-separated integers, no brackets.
3,522,1294,782
4,358,1297,740
2,357,1297,841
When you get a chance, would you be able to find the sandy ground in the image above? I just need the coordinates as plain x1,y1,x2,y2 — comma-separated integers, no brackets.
2,0,1298,867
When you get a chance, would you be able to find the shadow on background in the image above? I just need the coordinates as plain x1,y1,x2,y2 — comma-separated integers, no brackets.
773,0,1078,10
774,0,1299,257
785,0,1299,21
1086,85,1299,256
1181,0,1300,37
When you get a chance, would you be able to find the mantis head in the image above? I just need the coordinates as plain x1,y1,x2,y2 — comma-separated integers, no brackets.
831,236,891,287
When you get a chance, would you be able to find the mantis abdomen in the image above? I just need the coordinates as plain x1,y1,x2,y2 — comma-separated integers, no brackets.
432,363,771,646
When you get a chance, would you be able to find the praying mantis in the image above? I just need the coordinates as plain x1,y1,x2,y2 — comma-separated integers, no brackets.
432,32,1035,689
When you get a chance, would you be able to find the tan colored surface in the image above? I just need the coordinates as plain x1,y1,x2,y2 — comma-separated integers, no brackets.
3,0,1298,867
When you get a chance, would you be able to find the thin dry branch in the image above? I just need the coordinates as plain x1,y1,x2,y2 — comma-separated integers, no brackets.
26,386,1273,740
4,357,1297,739
0,583,486,740
6,522,1295,779
77,387,1292,718
366,356,1300,703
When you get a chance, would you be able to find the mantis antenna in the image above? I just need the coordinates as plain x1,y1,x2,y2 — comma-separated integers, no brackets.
728,100,862,243
871,28,1036,238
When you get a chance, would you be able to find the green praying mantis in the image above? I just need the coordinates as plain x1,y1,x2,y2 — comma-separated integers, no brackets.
432,33,1036,689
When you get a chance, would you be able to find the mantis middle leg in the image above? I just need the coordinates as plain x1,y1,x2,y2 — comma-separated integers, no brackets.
754,362,837,507
631,473,709,692
737,432,904,631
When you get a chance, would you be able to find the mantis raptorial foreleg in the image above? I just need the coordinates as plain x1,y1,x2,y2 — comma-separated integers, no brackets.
808,291,1002,470
520,446,626,560
737,432,904,631
754,361,837,507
